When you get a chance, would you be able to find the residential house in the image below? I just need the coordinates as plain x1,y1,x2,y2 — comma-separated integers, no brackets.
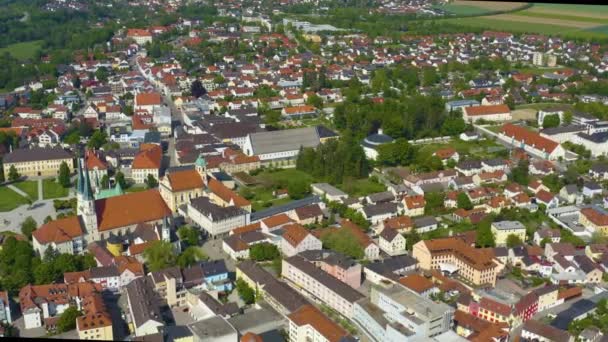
378,228,407,256
281,223,322,257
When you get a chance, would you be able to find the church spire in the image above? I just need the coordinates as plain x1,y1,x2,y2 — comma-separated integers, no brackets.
78,157,93,201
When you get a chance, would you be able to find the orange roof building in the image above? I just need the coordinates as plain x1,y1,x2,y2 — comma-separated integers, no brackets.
281,223,322,257
32,216,85,255
159,168,206,212
412,237,500,286
287,305,352,342
207,178,251,211
463,104,511,122
501,123,565,160
95,189,172,233
134,92,162,109
132,144,162,184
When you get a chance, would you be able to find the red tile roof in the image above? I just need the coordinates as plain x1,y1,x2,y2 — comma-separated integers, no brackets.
166,169,205,192
502,124,559,153
33,216,85,244
135,92,162,106
287,305,350,342
132,144,162,169
208,178,250,208
95,189,171,231
282,224,312,247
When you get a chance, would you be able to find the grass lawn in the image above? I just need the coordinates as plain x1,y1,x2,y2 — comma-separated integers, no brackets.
124,185,148,193
255,169,314,188
438,17,608,39
0,40,43,60
0,186,29,212
416,138,504,158
13,181,38,200
42,179,69,199
338,178,385,197
252,196,293,212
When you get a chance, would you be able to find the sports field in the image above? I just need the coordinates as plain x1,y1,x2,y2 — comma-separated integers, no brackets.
440,3,608,39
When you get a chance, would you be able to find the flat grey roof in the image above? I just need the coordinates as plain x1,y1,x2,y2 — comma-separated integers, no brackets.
248,127,320,155
251,195,321,222
188,316,237,341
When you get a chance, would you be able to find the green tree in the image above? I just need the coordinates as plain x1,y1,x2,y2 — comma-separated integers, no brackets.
476,219,496,248
540,237,552,248
177,246,207,268
0,236,36,294
457,192,473,210
306,94,323,108
249,243,280,261
376,139,416,166
95,67,109,83
287,178,309,200
506,234,524,248
190,79,206,98
21,216,38,239
236,278,255,304
511,159,529,186
405,230,421,251
87,130,107,149
8,165,20,182
321,229,364,259
100,174,110,189
58,161,71,188
143,241,177,272
56,306,81,333
115,171,127,189
177,226,199,246
542,114,560,129
145,174,158,189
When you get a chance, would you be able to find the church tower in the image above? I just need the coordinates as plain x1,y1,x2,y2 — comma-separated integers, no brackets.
195,153,207,186
77,158,98,238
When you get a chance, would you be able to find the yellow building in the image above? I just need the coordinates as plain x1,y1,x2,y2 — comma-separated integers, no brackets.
491,221,526,247
159,166,206,212
580,207,608,235
412,238,499,286
76,294,113,341
3,147,73,178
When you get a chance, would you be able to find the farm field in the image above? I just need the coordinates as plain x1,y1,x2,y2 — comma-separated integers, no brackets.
441,0,528,16
439,3,608,39
0,40,43,60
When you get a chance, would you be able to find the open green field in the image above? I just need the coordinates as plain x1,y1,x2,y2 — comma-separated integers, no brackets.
532,3,608,15
42,179,69,199
0,186,29,212
514,10,608,24
438,3,608,39
13,181,38,200
439,1,528,16
338,178,385,197
0,40,43,60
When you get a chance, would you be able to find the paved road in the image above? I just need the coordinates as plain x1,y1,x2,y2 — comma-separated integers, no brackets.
37,178,43,201
0,195,74,234
7,184,28,198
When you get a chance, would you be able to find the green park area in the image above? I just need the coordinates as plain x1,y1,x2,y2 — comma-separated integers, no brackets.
42,179,69,200
0,40,43,60
0,186,29,211
13,180,38,200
